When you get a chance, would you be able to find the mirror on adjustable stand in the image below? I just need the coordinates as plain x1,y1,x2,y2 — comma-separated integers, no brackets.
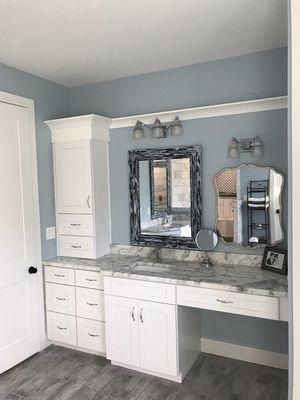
195,229,219,268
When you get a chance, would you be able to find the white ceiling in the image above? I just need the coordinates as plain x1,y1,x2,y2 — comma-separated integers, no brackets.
0,0,287,87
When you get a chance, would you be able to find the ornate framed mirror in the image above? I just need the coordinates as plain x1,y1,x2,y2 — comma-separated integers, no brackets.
129,146,202,248
214,164,285,248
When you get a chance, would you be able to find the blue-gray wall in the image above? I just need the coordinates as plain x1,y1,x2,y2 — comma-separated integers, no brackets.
0,47,288,354
0,62,70,260
109,110,287,255
69,47,288,355
70,48,287,118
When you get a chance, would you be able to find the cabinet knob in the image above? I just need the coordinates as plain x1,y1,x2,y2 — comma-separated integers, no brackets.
28,266,38,274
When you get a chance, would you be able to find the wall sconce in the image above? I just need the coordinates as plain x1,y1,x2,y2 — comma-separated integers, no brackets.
132,116,183,139
228,136,263,158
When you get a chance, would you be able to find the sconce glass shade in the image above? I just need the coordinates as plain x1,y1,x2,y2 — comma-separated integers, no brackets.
151,118,165,138
252,136,263,157
228,138,240,159
133,121,145,139
171,116,183,136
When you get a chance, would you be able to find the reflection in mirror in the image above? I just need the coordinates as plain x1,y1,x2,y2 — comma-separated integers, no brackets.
215,165,284,248
139,158,191,237
129,146,202,248
150,160,170,218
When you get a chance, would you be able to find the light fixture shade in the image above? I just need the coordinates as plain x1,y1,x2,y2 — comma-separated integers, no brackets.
133,121,145,139
151,118,165,138
252,136,263,157
228,138,240,159
171,116,183,136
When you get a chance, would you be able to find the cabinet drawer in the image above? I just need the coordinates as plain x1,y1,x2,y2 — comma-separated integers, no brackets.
45,282,76,315
58,214,94,237
47,311,77,346
177,285,279,320
104,277,176,304
58,235,95,259
45,266,75,285
76,269,104,289
77,318,106,353
76,287,105,321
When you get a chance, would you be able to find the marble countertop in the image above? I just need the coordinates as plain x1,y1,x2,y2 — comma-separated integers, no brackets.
43,253,288,297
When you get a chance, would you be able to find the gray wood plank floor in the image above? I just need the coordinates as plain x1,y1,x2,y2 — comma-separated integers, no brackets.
0,345,288,400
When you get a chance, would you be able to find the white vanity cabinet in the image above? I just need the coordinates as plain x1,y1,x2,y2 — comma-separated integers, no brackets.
54,140,93,215
44,265,106,355
45,115,111,259
104,277,185,381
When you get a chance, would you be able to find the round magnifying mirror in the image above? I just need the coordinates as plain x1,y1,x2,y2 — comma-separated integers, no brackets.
195,229,218,251
195,229,219,267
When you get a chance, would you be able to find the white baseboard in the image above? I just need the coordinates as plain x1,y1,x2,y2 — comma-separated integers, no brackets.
201,338,288,370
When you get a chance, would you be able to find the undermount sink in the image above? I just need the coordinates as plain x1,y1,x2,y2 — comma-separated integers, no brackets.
123,261,174,274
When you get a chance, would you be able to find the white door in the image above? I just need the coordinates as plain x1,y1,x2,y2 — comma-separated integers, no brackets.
54,141,93,214
104,295,139,366
139,301,178,376
0,101,40,373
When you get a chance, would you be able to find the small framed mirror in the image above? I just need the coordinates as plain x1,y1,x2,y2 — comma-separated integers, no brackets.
214,164,284,248
129,146,202,248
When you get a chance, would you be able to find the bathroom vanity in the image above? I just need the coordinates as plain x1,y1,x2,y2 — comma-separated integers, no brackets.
42,122,288,383
43,248,288,383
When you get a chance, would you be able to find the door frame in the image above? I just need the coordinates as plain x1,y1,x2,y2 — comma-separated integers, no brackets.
0,90,44,351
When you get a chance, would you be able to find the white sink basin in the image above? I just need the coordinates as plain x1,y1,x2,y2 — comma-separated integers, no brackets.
123,261,174,274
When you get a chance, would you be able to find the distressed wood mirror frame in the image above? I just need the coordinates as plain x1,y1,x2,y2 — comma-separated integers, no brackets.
129,145,202,249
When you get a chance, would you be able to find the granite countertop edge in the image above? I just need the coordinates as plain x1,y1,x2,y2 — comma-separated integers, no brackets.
42,254,288,298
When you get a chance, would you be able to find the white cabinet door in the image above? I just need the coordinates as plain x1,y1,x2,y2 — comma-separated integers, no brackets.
138,301,178,376
105,295,139,367
54,141,93,214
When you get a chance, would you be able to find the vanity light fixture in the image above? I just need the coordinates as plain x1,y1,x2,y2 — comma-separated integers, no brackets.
132,121,145,139
132,116,183,139
228,136,264,158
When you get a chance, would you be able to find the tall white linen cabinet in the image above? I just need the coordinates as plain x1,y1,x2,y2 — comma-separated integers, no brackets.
45,115,111,259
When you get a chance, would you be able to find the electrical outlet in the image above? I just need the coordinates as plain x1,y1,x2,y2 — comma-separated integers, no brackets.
46,226,56,240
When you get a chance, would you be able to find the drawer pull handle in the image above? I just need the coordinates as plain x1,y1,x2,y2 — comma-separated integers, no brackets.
54,273,65,278
140,308,144,323
88,333,99,337
86,302,98,306
216,299,234,304
87,195,91,209
71,245,82,249
57,325,67,330
70,223,81,226
131,306,136,322
86,278,97,282
55,296,66,301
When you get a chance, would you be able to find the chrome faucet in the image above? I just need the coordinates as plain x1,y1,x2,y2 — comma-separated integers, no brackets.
153,248,161,263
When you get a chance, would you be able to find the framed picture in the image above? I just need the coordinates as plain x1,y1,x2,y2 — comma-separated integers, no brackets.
262,246,287,275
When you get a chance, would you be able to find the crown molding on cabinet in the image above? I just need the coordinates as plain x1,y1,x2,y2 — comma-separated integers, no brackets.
45,114,112,130
45,114,111,143
109,96,288,129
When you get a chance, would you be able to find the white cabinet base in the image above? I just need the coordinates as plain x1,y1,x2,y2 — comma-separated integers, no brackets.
52,341,106,357
111,361,183,383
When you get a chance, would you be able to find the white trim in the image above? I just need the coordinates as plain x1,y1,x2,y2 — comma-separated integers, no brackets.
43,96,288,133
201,338,288,370
291,1,300,399
45,114,112,130
110,96,288,129
111,360,182,383
0,90,44,350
